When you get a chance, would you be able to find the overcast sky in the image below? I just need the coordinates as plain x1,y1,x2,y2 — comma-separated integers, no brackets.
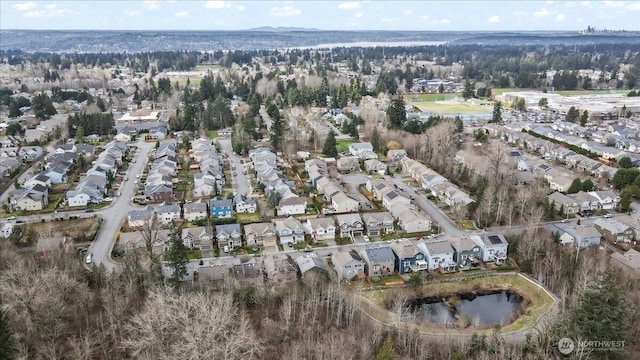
1,1,639,31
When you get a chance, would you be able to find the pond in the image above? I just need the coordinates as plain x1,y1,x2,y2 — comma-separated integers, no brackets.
408,291,523,328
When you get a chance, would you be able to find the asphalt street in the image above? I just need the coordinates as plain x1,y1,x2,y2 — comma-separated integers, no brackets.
217,137,251,197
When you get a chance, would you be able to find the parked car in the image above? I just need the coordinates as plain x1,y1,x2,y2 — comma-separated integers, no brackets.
362,235,370,242
561,219,569,223
223,245,229,253
7,216,16,220
604,214,613,218
85,253,93,264
304,246,313,252
85,209,94,213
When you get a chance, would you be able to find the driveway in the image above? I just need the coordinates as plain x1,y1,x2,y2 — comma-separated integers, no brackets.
217,138,251,197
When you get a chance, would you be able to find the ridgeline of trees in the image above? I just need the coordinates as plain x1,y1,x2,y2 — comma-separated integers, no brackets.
67,112,115,137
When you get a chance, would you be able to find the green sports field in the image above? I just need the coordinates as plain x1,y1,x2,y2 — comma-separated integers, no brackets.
412,101,492,115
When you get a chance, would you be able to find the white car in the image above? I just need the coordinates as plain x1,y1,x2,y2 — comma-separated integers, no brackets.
604,214,613,218
85,253,93,264
362,235,370,242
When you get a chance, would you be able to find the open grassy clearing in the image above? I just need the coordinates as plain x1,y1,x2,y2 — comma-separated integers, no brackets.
556,89,630,96
206,130,218,138
405,93,461,102
413,101,492,115
336,139,358,153
491,87,518,95
358,274,555,334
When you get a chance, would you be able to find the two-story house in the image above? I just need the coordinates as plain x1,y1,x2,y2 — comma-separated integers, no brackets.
359,246,395,277
389,239,428,273
362,212,394,237
306,217,336,242
244,222,277,248
472,234,509,263
181,226,214,249
155,202,181,225
216,223,243,250
183,201,208,222
275,216,305,245
234,195,257,214
416,239,456,272
450,236,483,268
209,198,233,218
277,196,306,216
332,250,366,280
335,213,364,240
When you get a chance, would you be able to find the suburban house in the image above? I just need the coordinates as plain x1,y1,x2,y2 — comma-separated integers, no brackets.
349,142,376,159
359,246,396,277
22,174,51,189
472,234,509,263
66,187,102,207
387,149,407,162
192,173,218,197
295,253,329,276
155,202,181,225
397,209,432,234
381,188,411,210
331,192,360,213
234,195,257,214
44,166,68,184
306,217,336,242
277,196,306,216
335,213,365,240
332,250,366,280
127,207,155,228
421,172,447,190
262,253,298,286
181,226,214,249
588,190,621,210
275,216,306,245
216,224,243,250
209,198,233,218
556,225,602,248
183,201,208,222
144,184,174,203
416,239,457,272
611,249,640,273
362,212,394,237
244,222,277,248
336,156,361,172
11,187,48,211
389,239,428,274
364,159,387,175
594,218,634,244
547,192,580,214
450,236,483,268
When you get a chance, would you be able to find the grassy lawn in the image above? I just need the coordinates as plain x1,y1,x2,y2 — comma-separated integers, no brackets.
456,220,477,230
186,250,202,260
413,101,492,115
491,87,518,95
556,89,630,96
336,139,358,153
206,130,218,138
359,274,555,334
236,212,261,224
405,93,461,102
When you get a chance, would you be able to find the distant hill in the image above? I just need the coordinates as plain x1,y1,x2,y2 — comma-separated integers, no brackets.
247,26,320,32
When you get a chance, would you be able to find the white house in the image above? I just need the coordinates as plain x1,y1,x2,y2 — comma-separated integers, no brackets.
155,203,181,225
234,195,257,214
275,216,306,245
416,239,457,272
277,196,306,216
471,234,509,263
331,192,360,213
67,190,91,207
306,217,336,242
349,142,374,157
184,201,208,222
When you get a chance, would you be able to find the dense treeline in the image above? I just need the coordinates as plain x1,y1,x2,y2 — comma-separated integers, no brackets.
67,112,115,137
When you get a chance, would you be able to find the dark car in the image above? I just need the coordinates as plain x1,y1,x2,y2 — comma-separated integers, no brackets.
85,209,94,213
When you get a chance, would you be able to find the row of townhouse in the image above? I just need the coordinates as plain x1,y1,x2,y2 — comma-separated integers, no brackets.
547,190,621,215
144,140,178,203
332,234,509,280
308,157,361,214
506,130,618,179
190,137,225,198
365,179,433,234
66,141,125,207
549,214,640,247
250,148,308,216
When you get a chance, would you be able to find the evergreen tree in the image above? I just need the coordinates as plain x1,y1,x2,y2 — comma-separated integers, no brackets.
323,130,338,157
75,125,85,144
8,101,22,118
491,101,502,123
618,156,633,169
581,178,595,191
462,79,475,100
567,178,583,194
165,228,189,290
386,98,406,129
580,110,589,126
565,106,580,123
571,268,632,359
270,108,286,153
538,97,548,108
371,127,381,152
0,304,14,360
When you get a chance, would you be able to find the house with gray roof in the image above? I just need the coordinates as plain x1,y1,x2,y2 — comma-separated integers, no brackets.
155,202,181,225
450,236,482,268
472,234,509,263
295,253,329,275
359,246,395,277
389,239,427,273
362,211,394,237
416,239,456,272
594,218,634,244
332,250,365,280
335,213,364,239
216,223,243,250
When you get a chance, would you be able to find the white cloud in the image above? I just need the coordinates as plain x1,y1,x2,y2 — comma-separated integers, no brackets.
439,18,450,24
175,11,189,17
23,7,70,18
204,1,230,9
555,13,565,21
270,6,301,17
627,2,640,11
125,10,140,16
487,15,500,23
12,2,37,11
403,9,413,15
338,2,361,10
45,4,58,10
534,8,550,17
236,5,246,11
143,1,160,10
354,12,363,18
580,1,593,8
420,14,430,20
603,1,625,8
